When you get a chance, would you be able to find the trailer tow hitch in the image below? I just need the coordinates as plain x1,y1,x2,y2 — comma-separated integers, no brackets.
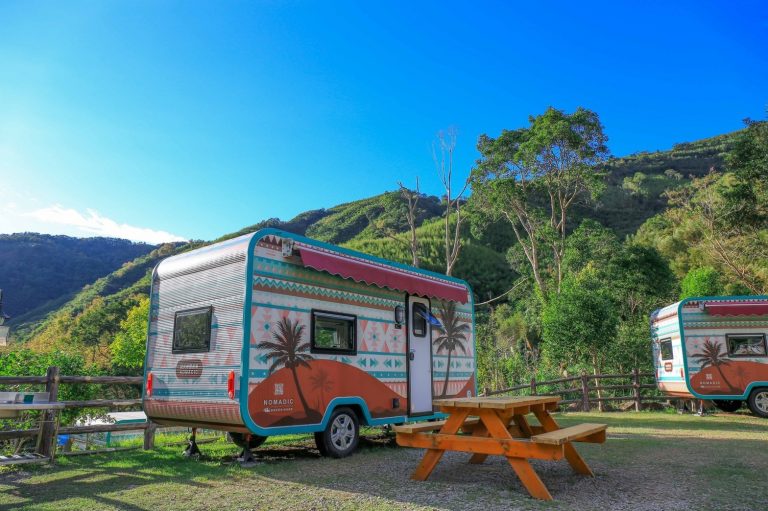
237,434,256,464
183,428,202,457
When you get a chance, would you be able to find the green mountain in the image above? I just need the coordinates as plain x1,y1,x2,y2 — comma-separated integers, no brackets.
10,129,739,352
216,192,445,245
0,234,156,322
582,131,737,236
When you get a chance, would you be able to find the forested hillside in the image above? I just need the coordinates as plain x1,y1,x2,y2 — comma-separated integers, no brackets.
0,234,156,322
585,132,737,235
4,111,764,395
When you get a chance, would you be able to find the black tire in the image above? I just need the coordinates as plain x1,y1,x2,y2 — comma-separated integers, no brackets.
227,432,268,450
313,432,328,456
316,407,359,458
747,388,768,418
713,399,743,413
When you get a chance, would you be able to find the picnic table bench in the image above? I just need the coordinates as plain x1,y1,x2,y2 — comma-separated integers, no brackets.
394,396,607,501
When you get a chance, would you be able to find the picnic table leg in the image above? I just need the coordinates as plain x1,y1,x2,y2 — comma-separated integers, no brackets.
468,410,515,464
507,457,554,501
477,410,554,501
512,414,534,437
533,409,594,476
411,409,470,481
467,422,489,464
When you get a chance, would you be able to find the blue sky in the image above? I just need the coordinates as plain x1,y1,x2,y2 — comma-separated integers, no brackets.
0,1,766,243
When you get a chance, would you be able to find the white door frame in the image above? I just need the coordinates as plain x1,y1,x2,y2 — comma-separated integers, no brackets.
407,295,433,416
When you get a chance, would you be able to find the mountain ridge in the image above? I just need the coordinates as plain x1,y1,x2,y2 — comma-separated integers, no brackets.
0,233,156,321
5,128,741,346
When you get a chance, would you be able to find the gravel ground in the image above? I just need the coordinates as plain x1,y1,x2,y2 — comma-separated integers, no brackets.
1,412,766,511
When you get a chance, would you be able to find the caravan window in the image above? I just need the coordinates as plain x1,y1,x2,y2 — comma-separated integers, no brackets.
659,339,673,361
412,303,428,338
311,310,356,354
726,334,767,357
172,307,212,353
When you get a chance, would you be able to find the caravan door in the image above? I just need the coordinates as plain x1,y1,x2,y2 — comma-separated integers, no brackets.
407,295,433,415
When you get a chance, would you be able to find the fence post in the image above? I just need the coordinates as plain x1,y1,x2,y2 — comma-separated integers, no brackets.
38,366,60,458
530,377,537,395
580,372,591,412
633,368,642,412
143,421,157,450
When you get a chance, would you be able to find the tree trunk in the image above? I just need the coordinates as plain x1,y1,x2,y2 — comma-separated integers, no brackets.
441,349,453,397
290,367,315,418
714,364,739,394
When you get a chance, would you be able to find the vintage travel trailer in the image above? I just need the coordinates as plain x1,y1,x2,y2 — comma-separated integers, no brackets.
650,296,768,417
143,229,476,457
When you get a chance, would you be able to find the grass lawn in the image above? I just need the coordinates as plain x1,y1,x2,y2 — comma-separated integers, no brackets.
0,411,766,511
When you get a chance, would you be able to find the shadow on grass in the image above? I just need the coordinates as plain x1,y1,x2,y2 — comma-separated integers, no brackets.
556,412,766,434
258,434,768,511
0,454,217,510
0,432,399,510
1,419,766,511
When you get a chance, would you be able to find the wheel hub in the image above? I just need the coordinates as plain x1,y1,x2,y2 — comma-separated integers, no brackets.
755,391,768,413
330,414,355,450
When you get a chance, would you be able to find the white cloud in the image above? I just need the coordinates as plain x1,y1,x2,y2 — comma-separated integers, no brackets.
24,205,187,244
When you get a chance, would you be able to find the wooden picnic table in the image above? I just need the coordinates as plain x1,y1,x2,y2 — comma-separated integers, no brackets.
394,396,607,501
0,402,65,466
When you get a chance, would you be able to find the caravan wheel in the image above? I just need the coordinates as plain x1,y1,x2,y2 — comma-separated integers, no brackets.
747,388,768,418
316,407,359,458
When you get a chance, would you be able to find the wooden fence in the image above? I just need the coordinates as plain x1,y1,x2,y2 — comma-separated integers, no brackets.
0,366,156,460
482,369,667,411
2,366,668,462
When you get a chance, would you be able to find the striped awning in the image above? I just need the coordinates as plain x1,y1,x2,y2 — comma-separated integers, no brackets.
297,243,469,304
703,302,768,316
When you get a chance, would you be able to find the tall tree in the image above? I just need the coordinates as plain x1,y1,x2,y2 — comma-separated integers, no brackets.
665,173,766,294
433,127,470,276
367,183,422,267
110,296,150,372
680,266,724,299
471,107,609,297
541,266,618,408
725,118,768,224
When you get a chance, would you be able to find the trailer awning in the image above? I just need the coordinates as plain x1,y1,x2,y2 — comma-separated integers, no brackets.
297,243,469,304
703,302,768,316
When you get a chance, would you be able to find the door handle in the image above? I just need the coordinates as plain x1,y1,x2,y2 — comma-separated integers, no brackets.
409,351,415,361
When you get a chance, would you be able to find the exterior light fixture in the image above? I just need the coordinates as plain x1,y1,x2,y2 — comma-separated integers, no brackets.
394,305,405,326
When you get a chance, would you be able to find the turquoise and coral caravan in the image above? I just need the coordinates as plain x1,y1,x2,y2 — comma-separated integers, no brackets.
651,296,768,417
143,229,476,457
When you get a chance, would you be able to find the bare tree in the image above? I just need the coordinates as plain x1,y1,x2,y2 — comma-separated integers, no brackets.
433,127,470,276
397,178,422,267
367,181,422,267
667,171,766,294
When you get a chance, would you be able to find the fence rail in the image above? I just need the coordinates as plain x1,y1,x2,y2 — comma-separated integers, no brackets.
483,369,666,412
3,366,669,463
0,366,153,462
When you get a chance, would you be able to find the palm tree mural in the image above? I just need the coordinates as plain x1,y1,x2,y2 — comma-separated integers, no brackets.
433,301,471,397
691,339,738,393
256,317,318,419
309,368,334,409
